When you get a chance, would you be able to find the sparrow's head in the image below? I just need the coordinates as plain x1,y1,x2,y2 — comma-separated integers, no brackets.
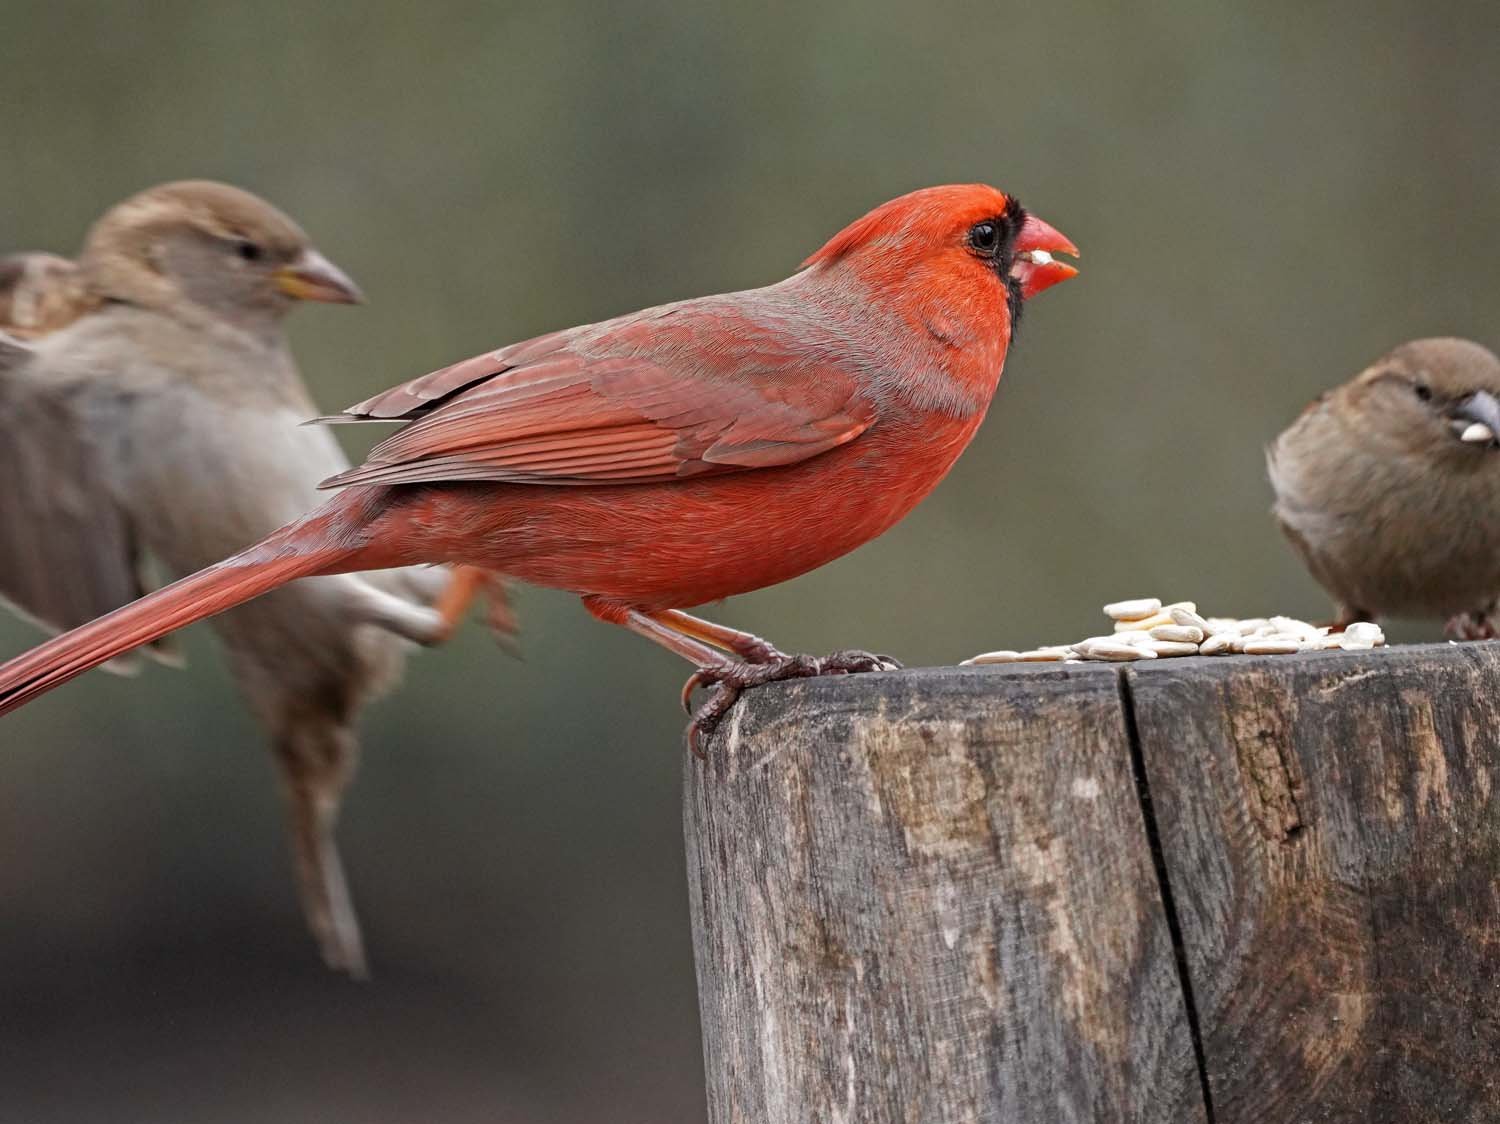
1348,337,1500,460
0,252,85,338
802,183,1078,338
78,180,362,326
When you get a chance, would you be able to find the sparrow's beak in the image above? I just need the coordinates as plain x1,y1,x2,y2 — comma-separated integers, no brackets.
274,249,364,304
1451,389,1500,447
1010,214,1079,299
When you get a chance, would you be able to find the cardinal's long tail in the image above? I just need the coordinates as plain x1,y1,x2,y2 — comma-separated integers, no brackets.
0,531,361,717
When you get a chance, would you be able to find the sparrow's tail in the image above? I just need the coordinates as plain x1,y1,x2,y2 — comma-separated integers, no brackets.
275,719,368,979
0,525,360,717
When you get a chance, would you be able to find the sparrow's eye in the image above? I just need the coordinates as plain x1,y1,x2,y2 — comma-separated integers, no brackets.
1414,382,1433,402
968,221,1000,256
235,240,264,263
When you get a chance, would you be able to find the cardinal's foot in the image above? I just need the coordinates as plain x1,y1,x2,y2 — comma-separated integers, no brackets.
681,649,903,758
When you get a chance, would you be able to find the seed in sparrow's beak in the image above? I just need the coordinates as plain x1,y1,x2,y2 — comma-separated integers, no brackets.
1460,422,1495,444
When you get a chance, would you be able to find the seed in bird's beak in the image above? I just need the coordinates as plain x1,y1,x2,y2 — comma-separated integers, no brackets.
1460,422,1495,444
1010,214,1079,298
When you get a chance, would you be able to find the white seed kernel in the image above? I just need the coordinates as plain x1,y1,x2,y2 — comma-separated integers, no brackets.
1018,646,1075,661
1147,640,1201,657
1170,607,1211,633
1243,638,1302,655
1269,616,1319,638
962,650,1022,665
1076,640,1157,661
1103,598,1162,621
1199,632,1236,655
1150,624,1204,643
1461,422,1494,444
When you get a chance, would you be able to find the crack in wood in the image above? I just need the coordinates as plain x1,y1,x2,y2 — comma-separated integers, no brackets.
1118,668,1218,1124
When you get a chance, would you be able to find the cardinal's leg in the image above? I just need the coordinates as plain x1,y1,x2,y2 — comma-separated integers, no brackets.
649,609,788,663
582,597,900,756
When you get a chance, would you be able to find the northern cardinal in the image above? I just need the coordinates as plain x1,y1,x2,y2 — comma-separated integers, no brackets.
0,183,1076,762
0,181,503,976
1269,337,1500,637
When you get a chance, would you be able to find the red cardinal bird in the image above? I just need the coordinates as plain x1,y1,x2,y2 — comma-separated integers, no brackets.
0,184,1076,748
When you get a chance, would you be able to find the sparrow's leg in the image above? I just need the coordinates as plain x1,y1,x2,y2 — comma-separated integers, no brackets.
1446,601,1500,640
340,575,448,643
430,565,520,651
1327,605,1376,632
342,565,518,650
581,597,900,757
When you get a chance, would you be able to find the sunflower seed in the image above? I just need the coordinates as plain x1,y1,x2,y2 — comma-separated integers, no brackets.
1461,422,1494,444
1269,616,1319,638
1170,606,1211,633
1103,598,1162,621
1075,638,1157,660
1340,621,1385,649
1199,632,1236,655
1147,640,1201,657
1243,638,1302,655
1150,624,1204,643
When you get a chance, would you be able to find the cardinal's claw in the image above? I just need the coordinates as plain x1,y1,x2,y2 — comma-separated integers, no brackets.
818,649,904,674
680,665,722,713
685,683,739,759
682,649,903,756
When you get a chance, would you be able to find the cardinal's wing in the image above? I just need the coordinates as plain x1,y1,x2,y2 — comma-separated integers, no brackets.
318,299,875,490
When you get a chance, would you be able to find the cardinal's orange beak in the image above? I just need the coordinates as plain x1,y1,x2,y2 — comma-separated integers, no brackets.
1010,215,1079,299
274,249,364,304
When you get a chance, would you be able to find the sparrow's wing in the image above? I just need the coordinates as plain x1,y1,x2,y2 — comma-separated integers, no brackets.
0,253,87,339
318,298,875,490
0,344,178,670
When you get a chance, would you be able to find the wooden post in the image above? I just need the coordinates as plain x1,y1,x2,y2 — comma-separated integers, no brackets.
683,646,1500,1124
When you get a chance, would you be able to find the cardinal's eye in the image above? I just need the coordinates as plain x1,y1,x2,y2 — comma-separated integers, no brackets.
235,240,264,262
968,221,1000,255
1414,382,1433,402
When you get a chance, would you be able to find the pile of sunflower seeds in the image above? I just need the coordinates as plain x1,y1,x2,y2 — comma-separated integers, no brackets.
962,598,1386,665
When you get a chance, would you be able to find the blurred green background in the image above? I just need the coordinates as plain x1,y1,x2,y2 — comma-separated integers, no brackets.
2,1,1497,1120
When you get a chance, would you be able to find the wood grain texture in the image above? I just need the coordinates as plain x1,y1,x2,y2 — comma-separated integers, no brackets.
1126,642,1500,1123
684,665,1203,1124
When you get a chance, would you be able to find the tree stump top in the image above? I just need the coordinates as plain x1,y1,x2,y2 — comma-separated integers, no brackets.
685,643,1500,1124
